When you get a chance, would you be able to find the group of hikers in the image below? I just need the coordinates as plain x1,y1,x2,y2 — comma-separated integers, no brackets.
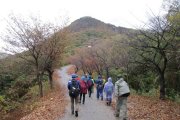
67,73,130,120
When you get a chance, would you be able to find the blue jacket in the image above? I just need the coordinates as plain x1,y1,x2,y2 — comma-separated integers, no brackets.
67,78,81,90
95,78,103,90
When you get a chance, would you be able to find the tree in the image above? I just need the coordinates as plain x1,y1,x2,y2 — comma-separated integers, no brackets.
110,35,131,80
93,42,112,79
3,14,68,97
132,14,179,99
42,28,68,89
164,0,180,94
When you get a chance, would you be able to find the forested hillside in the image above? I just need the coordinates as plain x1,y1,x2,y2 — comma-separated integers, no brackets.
66,5,180,101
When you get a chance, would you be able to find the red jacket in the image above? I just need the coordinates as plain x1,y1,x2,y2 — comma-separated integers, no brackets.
80,80,88,94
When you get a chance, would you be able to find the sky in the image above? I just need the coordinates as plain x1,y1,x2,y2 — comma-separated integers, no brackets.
0,0,164,50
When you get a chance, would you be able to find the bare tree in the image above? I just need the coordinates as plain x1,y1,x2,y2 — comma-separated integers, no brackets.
132,14,179,99
2,14,68,96
43,28,68,89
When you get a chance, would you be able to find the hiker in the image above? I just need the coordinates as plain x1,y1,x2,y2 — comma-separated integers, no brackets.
102,76,106,85
114,75,130,120
84,74,88,82
91,76,95,93
104,77,114,106
95,75,104,100
75,74,81,81
67,73,80,117
79,75,88,104
87,75,94,97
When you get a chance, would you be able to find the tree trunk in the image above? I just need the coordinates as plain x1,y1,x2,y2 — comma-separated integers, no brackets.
159,73,165,100
105,66,109,80
48,70,53,89
126,64,129,81
82,67,86,74
37,73,43,97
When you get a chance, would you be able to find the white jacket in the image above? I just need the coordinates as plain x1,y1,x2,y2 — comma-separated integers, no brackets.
115,78,130,97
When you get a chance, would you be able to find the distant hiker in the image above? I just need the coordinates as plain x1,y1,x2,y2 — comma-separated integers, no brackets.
87,75,94,97
79,75,88,104
114,75,130,120
102,76,106,85
95,75,104,100
75,74,81,81
104,77,114,106
91,76,95,93
67,73,80,117
84,74,88,82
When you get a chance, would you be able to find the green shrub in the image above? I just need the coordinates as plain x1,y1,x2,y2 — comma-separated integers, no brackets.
109,68,123,83
5,75,31,100
0,95,20,113
128,71,157,93
166,88,180,102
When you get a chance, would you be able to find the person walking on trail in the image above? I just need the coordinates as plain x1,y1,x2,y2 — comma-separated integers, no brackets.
75,74,81,81
79,75,88,104
102,76,106,85
87,75,94,97
114,75,130,120
104,77,114,106
67,74,80,117
95,75,104,100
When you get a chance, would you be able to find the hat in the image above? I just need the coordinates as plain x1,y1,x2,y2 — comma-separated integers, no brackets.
98,75,102,79
81,76,86,80
108,77,112,82
71,74,77,78
117,74,122,78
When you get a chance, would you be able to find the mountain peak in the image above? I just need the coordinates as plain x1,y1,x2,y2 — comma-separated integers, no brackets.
69,16,105,32
68,16,133,34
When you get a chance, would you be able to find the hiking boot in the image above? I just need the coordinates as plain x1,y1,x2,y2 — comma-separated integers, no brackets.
75,111,78,117
106,102,108,105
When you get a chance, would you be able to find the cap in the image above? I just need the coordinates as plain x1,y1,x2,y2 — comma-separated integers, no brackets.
117,74,123,78
71,74,77,78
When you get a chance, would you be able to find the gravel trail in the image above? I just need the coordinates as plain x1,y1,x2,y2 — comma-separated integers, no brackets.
59,66,117,120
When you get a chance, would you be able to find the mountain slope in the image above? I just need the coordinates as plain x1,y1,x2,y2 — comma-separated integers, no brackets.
68,16,134,34
0,52,10,59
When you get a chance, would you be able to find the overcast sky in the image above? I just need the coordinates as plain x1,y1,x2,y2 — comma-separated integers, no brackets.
0,0,164,50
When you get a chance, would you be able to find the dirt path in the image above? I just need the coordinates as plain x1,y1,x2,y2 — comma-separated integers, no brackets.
58,66,117,120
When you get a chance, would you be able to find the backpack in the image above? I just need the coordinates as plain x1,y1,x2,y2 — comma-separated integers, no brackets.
87,79,93,87
80,80,88,94
69,80,80,98
97,80,103,89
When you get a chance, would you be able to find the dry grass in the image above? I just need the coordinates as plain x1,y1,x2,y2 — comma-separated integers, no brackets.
112,95,180,120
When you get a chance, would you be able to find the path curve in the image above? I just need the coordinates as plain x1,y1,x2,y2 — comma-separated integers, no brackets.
58,65,117,120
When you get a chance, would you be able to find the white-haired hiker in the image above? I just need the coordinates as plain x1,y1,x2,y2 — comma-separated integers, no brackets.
114,75,130,120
